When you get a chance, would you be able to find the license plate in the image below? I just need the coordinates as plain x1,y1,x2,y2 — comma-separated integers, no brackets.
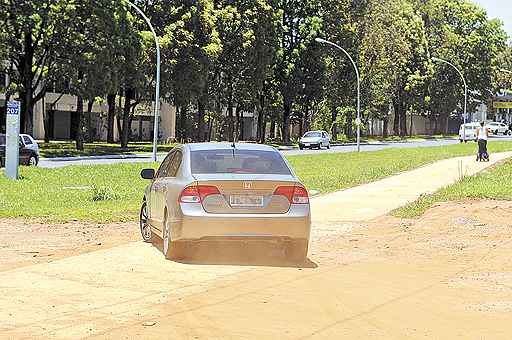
230,195,264,207
304,143,310,147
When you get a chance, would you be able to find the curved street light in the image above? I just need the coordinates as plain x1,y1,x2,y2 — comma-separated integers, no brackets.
315,38,361,152
432,57,467,142
124,0,161,161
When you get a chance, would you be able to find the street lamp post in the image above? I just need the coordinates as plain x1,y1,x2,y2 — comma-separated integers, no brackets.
124,0,161,162
432,57,467,142
315,38,361,152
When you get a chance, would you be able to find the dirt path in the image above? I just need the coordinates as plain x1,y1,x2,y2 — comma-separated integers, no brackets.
1,200,512,339
0,219,138,272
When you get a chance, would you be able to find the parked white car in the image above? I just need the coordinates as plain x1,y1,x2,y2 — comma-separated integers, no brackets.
459,123,480,142
20,134,40,155
485,122,511,136
299,131,330,150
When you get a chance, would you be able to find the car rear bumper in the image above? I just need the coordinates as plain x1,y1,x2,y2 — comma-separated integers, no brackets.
172,204,311,242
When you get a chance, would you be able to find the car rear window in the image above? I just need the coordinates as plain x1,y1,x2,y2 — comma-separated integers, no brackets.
23,136,33,145
304,132,321,138
191,149,292,175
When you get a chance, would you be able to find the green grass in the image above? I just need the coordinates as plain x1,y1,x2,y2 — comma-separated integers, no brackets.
1,141,512,223
392,159,512,218
39,141,176,158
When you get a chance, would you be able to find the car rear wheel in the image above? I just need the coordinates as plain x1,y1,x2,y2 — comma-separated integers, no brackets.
326,143,330,149
286,240,309,262
28,155,38,166
139,202,153,242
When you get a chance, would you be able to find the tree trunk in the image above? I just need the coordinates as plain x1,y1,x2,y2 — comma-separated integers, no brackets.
44,110,52,143
236,105,244,141
282,102,291,143
227,91,234,142
197,99,207,142
257,94,266,144
331,105,338,140
86,99,94,142
75,95,84,151
107,93,116,143
20,31,35,135
409,112,414,137
121,88,134,148
346,111,353,139
179,106,187,141
393,98,400,136
399,110,407,137
383,116,389,138
270,120,276,139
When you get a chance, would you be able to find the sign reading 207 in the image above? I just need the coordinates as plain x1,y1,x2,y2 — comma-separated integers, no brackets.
6,101,21,115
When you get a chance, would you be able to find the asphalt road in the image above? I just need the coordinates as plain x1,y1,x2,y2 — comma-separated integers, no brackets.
38,136,512,168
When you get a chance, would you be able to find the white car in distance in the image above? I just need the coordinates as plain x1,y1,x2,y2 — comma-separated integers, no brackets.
485,122,511,136
299,131,331,150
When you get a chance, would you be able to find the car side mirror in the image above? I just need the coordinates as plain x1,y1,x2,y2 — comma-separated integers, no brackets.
141,168,155,180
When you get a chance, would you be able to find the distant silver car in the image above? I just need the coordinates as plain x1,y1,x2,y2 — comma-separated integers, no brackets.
299,131,330,150
140,143,311,261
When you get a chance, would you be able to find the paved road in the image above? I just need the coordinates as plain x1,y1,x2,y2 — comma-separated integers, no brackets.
39,136,512,168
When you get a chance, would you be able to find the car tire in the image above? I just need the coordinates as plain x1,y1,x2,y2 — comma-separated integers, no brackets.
286,240,309,262
139,201,153,242
28,155,38,166
327,143,330,149
299,146,304,150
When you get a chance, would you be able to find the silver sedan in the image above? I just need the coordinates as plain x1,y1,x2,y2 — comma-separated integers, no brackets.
139,143,311,261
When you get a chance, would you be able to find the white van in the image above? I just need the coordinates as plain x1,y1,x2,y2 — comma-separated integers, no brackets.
459,123,480,142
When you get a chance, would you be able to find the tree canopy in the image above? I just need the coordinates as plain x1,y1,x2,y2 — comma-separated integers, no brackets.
0,0,509,145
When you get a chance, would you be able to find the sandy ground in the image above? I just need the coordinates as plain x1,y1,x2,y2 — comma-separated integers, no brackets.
1,200,512,339
0,219,138,272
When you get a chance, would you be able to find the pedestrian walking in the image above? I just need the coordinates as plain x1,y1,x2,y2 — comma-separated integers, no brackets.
476,121,489,162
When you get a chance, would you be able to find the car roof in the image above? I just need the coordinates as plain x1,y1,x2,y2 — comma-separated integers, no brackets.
185,142,277,152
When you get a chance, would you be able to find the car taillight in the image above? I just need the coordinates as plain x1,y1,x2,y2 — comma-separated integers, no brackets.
274,186,309,204
179,185,220,203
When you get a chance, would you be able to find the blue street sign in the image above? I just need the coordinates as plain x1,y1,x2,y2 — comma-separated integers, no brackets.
6,101,21,116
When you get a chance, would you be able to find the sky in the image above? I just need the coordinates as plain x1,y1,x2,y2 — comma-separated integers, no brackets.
473,0,512,38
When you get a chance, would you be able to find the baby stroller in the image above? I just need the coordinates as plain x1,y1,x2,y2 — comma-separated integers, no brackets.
476,139,489,162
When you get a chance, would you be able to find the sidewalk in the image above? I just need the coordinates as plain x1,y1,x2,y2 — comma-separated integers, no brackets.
311,151,512,224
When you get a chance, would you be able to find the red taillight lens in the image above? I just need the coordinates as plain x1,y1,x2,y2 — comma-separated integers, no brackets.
179,185,220,203
273,186,309,204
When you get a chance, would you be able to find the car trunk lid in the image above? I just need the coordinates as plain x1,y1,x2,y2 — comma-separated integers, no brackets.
193,174,298,214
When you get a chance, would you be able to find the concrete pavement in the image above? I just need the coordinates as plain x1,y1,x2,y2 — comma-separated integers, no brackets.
311,151,512,223
1,152,512,338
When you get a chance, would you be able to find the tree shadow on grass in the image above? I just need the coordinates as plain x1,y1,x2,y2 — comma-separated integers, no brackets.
151,238,318,269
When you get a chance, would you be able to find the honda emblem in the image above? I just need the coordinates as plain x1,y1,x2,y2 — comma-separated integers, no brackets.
243,182,252,190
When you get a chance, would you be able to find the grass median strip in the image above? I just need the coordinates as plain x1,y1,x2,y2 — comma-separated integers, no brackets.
2,141,512,223
392,159,512,218
39,141,176,158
